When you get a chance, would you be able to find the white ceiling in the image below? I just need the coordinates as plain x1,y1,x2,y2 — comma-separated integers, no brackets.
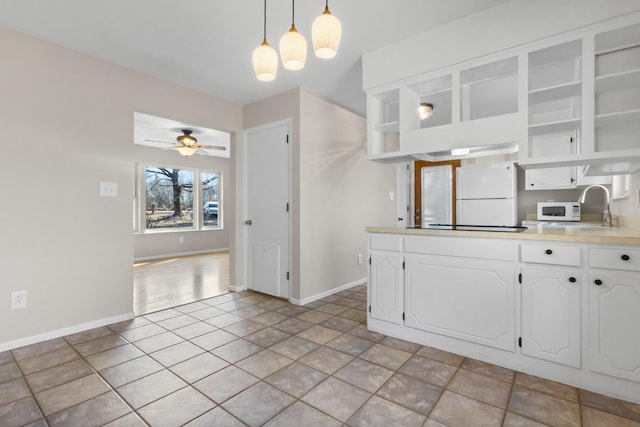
0,0,510,117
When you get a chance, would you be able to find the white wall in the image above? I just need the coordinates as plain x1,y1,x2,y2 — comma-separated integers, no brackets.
0,27,242,349
363,0,640,90
299,90,396,301
242,89,396,302
612,172,640,227
133,145,231,260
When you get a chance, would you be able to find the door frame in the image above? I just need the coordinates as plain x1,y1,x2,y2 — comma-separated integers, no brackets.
414,160,460,226
242,118,293,299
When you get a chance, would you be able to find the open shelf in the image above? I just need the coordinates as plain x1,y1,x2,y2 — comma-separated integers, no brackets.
372,121,399,134
595,68,640,93
528,118,581,136
595,109,640,127
528,81,582,104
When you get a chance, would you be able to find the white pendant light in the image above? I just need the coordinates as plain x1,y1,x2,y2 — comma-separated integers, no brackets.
312,0,342,59
253,0,278,81
280,0,307,71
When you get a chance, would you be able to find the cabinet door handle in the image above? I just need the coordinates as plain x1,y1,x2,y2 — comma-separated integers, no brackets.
621,254,630,261
594,279,603,286
545,249,553,255
569,277,576,283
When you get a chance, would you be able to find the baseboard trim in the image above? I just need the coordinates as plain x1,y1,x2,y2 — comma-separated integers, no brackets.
0,312,135,352
289,278,366,306
228,284,245,292
134,248,229,263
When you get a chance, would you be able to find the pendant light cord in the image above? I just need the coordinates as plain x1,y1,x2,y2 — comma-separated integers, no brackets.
292,0,295,25
263,0,267,40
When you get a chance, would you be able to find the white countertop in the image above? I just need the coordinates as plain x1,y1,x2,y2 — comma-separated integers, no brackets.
366,224,640,246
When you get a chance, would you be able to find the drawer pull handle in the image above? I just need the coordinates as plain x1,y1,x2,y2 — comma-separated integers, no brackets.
594,279,603,286
545,249,553,255
621,254,630,261
569,277,576,283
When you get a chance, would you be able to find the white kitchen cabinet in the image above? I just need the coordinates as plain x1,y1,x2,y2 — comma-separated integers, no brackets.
588,246,640,382
591,23,640,165
519,17,640,174
588,272,640,382
367,88,402,160
523,40,582,190
524,131,578,189
404,254,516,352
368,233,404,325
527,40,582,142
521,266,581,367
367,231,640,403
368,54,521,162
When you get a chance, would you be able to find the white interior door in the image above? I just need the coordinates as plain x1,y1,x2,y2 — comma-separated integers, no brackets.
245,122,290,298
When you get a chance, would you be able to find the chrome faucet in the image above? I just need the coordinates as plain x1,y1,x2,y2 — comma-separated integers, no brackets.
578,184,612,226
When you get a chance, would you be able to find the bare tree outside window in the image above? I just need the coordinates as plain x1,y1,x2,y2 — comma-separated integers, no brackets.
145,166,194,229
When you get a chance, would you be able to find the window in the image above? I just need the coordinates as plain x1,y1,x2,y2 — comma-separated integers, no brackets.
140,165,222,233
145,166,195,230
202,171,221,228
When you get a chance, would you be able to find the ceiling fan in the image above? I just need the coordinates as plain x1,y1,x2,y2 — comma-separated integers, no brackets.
145,129,227,157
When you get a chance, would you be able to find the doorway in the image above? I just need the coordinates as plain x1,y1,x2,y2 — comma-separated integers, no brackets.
244,121,291,299
133,252,230,315
414,160,460,226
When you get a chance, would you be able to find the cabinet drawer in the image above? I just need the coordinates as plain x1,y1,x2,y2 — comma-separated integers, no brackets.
589,247,640,272
521,244,581,266
405,235,516,261
370,234,402,251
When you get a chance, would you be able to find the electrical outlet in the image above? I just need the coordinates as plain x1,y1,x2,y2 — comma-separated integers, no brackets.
11,291,27,310
178,236,184,243
357,253,363,265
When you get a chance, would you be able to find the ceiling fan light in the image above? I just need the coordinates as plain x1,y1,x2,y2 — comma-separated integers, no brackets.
176,145,197,157
280,25,307,70
177,130,197,147
253,39,278,81
312,5,342,59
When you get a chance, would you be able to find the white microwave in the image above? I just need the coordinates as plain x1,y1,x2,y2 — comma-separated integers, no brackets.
537,202,581,221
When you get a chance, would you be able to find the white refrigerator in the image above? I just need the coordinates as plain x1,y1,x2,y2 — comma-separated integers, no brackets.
456,162,518,227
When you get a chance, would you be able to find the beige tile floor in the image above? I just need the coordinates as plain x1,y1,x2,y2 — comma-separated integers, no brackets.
2,285,640,426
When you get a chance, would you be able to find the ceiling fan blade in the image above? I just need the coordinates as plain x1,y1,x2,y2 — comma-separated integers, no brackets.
197,144,227,151
144,139,174,145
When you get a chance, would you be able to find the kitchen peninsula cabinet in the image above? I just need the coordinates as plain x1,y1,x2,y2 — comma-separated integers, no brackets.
369,234,403,325
587,247,640,383
367,228,640,404
403,237,516,352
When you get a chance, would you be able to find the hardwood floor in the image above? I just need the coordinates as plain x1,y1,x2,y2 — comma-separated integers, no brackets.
133,251,229,315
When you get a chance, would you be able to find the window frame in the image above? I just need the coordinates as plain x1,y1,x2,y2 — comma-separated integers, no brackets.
136,163,223,234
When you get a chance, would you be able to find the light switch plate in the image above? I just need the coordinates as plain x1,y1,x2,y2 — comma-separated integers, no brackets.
100,182,118,197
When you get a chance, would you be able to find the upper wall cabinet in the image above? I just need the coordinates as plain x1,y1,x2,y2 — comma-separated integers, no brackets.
518,17,640,175
589,22,640,174
367,55,521,162
367,89,402,160
366,12,640,173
